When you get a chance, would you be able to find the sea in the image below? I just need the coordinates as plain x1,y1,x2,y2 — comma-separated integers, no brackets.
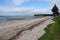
0,15,42,23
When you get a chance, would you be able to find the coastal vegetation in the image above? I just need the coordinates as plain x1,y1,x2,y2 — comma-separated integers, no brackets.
38,16,60,40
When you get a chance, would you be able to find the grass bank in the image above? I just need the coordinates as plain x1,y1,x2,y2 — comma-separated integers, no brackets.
38,17,60,40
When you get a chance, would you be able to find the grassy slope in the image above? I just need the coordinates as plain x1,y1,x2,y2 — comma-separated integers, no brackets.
38,17,60,40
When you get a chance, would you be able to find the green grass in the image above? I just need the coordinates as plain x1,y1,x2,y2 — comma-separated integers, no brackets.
38,17,60,40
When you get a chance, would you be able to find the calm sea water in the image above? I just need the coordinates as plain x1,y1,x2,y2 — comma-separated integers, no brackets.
0,15,42,22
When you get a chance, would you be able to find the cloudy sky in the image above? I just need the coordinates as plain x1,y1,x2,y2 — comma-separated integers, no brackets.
0,0,60,16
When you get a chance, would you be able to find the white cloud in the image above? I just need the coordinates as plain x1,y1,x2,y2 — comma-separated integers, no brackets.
51,0,60,9
0,6,51,15
9,0,28,6
3,0,60,9
1,0,59,8
32,0,60,8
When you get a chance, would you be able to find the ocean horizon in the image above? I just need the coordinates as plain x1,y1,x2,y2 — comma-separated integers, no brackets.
0,15,43,22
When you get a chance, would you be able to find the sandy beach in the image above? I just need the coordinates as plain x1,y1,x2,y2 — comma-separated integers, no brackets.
17,18,54,40
0,16,53,40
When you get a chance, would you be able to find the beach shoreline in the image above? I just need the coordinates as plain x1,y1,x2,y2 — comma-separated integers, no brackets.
0,16,52,40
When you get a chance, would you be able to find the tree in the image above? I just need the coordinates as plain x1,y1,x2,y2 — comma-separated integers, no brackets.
51,5,59,16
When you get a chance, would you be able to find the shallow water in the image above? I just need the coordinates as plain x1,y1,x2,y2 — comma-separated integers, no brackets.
0,15,42,22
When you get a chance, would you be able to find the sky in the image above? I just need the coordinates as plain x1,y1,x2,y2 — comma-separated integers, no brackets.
0,0,60,16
